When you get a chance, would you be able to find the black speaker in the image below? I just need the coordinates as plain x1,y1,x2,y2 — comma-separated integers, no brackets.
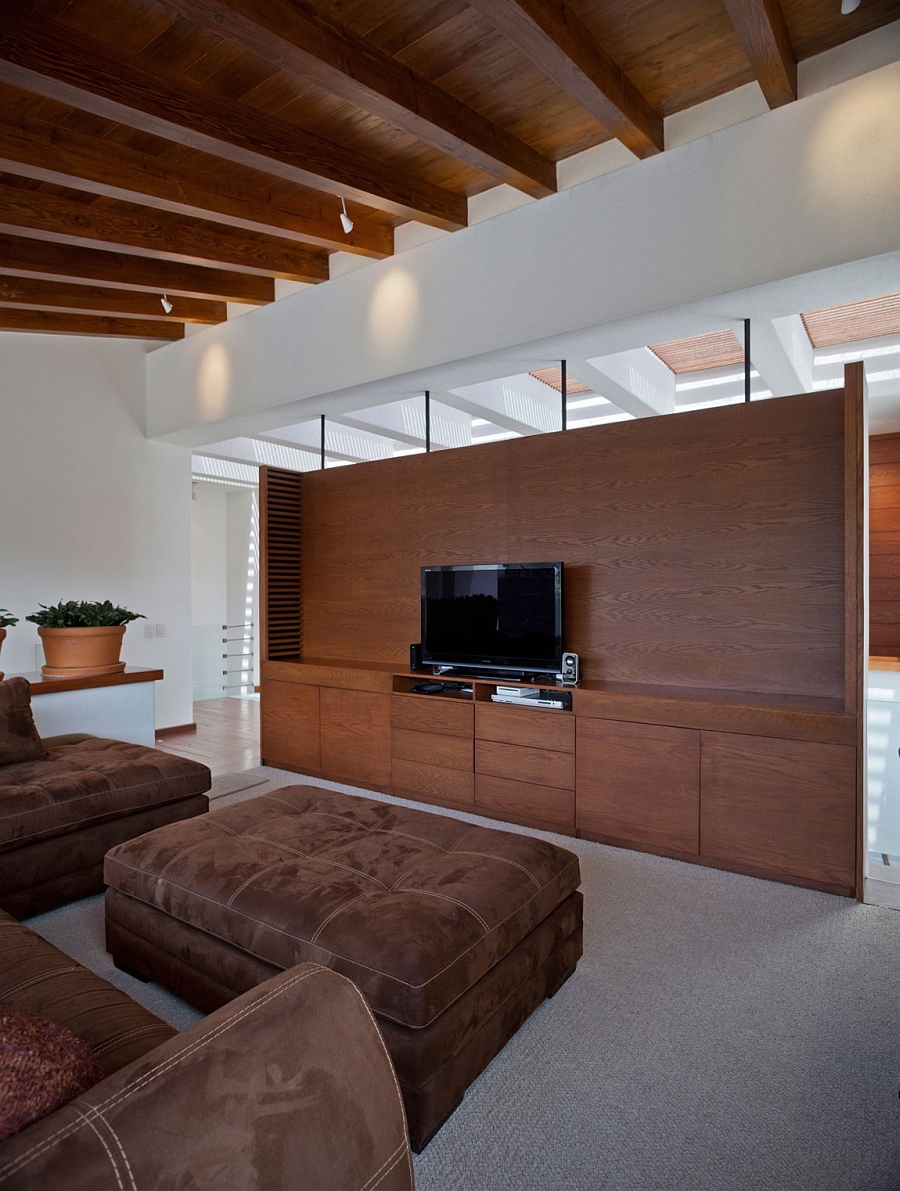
560,651,579,684
410,643,423,672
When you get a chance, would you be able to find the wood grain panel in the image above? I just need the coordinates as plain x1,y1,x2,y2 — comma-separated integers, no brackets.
301,442,510,662
475,703,574,752
869,432,900,658
391,695,473,737
576,719,700,853
392,758,474,807
507,390,846,698
475,774,574,832
475,739,574,790
391,727,473,771
260,678,319,773
320,688,392,790
699,732,856,893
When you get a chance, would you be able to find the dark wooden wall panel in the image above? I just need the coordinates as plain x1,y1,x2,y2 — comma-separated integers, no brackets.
301,444,510,662
292,389,848,700
869,431,900,656
508,391,845,697
259,466,303,660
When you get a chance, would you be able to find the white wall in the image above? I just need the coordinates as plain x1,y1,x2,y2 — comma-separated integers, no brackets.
146,55,900,446
0,334,193,730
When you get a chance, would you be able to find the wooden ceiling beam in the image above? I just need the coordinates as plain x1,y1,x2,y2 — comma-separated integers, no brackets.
0,10,466,230
0,234,274,303
0,307,184,339
0,180,330,281
722,0,797,108
0,115,392,258
466,0,663,159
161,0,556,199
0,274,226,323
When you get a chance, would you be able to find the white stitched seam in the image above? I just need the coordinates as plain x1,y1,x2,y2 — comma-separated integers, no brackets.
225,858,300,908
310,891,369,945
0,774,206,826
358,1140,407,1191
392,887,489,932
0,965,82,998
452,850,542,889
67,1106,127,1191
156,825,233,882
94,1112,137,1191
106,855,580,990
0,966,324,1180
92,1024,171,1056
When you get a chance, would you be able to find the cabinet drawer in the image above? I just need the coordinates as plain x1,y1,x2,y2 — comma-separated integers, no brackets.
392,727,472,771
475,775,574,832
475,739,574,790
476,703,574,752
391,696,473,737
393,758,474,806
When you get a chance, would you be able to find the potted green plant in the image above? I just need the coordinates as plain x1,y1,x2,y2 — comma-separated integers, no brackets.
26,601,145,678
0,609,18,681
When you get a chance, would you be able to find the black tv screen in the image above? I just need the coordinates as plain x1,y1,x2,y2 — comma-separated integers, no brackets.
421,562,563,676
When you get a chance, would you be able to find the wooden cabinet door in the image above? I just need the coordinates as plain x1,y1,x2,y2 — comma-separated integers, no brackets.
320,688,392,790
260,679,320,773
700,732,856,894
576,719,700,853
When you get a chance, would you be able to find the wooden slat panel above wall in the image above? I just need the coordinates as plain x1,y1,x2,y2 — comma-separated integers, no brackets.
259,466,303,661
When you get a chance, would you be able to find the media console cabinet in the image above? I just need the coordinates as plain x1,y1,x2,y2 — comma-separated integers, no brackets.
259,364,866,900
261,659,857,896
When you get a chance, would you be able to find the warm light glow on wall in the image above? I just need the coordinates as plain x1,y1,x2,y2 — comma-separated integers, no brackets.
368,269,421,358
804,77,900,220
197,344,232,418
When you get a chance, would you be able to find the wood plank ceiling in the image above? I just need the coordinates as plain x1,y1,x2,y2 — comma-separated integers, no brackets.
0,0,896,340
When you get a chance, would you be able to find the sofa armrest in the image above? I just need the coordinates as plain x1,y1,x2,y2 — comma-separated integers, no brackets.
0,963,414,1191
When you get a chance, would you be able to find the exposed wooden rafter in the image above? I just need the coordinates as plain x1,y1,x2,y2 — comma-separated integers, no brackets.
466,0,663,158
0,10,467,230
0,113,393,259
0,275,226,323
161,0,556,199
0,308,184,339
0,179,330,281
722,0,797,108
0,233,274,304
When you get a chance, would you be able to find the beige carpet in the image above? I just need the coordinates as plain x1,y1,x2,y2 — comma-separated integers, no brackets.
27,767,900,1191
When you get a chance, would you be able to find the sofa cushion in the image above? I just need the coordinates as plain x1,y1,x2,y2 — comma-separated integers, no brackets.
0,909,177,1076
0,736,211,854
0,679,45,767
0,1003,105,1141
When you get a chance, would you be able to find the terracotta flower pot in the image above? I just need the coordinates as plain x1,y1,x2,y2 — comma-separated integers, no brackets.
38,625,127,678
0,627,5,682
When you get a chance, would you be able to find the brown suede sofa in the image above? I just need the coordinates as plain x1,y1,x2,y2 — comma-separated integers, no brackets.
0,677,211,918
0,910,414,1190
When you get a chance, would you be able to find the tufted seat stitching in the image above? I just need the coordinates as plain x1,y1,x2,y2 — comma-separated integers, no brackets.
309,891,370,945
451,850,542,889
105,853,580,993
0,966,325,1183
390,888,489,932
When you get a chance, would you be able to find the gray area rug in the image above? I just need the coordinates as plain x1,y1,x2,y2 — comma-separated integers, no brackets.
25,766,900,1191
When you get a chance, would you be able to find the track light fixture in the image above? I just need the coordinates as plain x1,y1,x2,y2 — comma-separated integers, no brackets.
160,294,173,314
840,0,860,12
339,197,354,235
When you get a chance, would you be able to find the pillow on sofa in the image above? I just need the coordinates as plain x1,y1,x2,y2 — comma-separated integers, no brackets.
0,677,46,765
0,1003,105,1140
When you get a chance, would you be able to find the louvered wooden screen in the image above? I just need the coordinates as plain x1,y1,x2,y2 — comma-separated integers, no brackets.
260,466,303,661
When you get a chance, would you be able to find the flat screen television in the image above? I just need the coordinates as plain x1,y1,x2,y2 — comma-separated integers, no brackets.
420,562,564,679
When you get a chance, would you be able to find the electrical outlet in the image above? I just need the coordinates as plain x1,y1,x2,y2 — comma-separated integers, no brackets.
143,623,156,638
156,623,166,638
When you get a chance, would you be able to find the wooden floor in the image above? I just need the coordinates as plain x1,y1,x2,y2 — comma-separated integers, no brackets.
155,696,260,776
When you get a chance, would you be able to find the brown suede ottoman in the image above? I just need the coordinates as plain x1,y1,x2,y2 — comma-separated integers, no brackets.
103,784,583,1150
0,734,211,917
